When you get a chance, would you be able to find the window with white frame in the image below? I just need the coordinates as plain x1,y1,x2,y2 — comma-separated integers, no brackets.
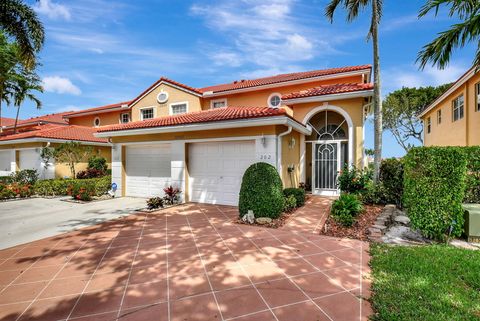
476,82,480,112
141,108,154,120
426,117,431,134
268,93,281,108
437,109,442,124
120,113,130,124
170,102,187,115
452,95,464,121
211,99,227,109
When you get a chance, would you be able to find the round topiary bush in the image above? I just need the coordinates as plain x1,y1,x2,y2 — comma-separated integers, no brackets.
239,162,284,219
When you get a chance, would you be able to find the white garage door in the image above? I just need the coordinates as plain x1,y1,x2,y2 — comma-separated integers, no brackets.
0,151,11,176
19,149,40,171
189,140,256,206
126,144,172,197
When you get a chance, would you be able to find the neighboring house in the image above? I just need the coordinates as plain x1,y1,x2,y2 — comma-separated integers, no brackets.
0,113,111,178
91,65,374,204
419,66,480,147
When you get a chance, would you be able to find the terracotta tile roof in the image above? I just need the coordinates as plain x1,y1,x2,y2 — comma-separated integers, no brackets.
198,65,371,94
98,106,289,132
0,125,108,143
282,83,374,100
0,117,17,127
129,77,203,107
11,112,70,127
63,101,132,118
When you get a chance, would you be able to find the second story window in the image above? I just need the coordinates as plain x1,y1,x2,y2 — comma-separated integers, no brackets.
476,82,480,112
426,117,431,134
452,95,464,122
437,109,442,124
120,113,130,124
268,93,281,108
141,108,154,120
211,99,227,109
170,102,188,115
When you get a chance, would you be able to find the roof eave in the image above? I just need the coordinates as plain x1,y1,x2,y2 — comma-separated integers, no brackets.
95,115,311,138
418,66,475,118
0,137,109,146
202,68,372,97
129,80,203,108
282,89,374,105
63,106,127,119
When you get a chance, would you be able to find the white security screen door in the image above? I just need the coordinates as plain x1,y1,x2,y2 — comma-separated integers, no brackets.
313,142,341,194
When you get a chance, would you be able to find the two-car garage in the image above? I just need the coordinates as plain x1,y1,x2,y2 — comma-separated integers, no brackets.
124,140,258,205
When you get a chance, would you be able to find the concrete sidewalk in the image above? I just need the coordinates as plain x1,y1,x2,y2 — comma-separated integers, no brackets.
0,197,146,249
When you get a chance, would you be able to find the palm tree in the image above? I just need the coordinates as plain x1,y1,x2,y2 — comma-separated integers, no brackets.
12,69,43,134
325,0,383,182
417,0,480,69
0,0,45,68
0,31,20,132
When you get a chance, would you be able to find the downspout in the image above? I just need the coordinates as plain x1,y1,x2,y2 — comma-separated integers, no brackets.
277,126,292,178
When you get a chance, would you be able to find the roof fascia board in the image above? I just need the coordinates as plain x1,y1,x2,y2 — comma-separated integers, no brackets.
2,121,68,129
418,67,475,117
0,137,109,146
283,89,373,105
64,107,127,118
95,116,311,137
202,69,371,97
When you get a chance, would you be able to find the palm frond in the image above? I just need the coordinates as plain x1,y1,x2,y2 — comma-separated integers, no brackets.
417,14,480,69
325,0,344,22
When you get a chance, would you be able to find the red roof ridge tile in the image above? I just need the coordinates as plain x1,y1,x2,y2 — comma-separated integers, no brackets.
282,82,374,100
63,101,132,117
0,124,107,143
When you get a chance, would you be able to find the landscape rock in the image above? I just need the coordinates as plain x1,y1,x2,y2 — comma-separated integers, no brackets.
256,217,272,225
394,215,410,226
242,210,255,224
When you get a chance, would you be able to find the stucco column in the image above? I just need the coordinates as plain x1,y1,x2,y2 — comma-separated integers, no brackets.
111,144,123,197
10,150,16,173
299,134,306,183
170,141,186,203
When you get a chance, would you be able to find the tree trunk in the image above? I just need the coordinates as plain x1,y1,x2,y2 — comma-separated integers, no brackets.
372,0,383,183
0,92,3,134
13,105,20,134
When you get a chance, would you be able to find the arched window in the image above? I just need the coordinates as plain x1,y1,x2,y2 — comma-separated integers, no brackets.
317,124,346,140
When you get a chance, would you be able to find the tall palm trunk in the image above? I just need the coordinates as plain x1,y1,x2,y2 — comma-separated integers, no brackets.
13,105,20,134
0,98,2,134
372,0,382,182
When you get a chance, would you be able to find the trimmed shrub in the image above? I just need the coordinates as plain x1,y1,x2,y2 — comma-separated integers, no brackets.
10,169,38,185
464,146,480,203
147,197,164,210
331,193,363,227
87,155,108,172
338,166,372,194
0,183,34,199
359,182,386,205
239,162,284,219
403,147,466,240
0,184,16,199
379,158,404,207
283,188,305,207
34,179,73,196
283,194,296,213
34,176,111,198
76,168,105,179
0,176,12,184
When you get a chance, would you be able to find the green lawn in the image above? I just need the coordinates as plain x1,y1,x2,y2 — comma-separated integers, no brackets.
369,243,480,321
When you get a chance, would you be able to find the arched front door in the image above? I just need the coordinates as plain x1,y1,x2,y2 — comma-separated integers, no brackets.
306,110,349,195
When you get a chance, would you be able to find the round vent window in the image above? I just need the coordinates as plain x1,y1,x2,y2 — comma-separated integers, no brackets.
93,117,101,127
268,93,282,108
157,91,169,103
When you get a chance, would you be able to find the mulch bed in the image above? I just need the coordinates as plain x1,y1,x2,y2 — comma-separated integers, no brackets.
320,205,383,241
61,194,115,204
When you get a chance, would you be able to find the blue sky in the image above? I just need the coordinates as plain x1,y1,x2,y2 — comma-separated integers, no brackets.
4,0,476,157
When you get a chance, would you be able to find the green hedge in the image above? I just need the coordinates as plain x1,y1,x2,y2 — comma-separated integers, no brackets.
379,158,404,206
34,176,111,197
464,146,480,203
283,188,306,207
239,162,284,219
403,147,466,240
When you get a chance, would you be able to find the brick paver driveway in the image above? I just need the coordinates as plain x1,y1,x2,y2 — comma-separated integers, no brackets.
0,200,371,321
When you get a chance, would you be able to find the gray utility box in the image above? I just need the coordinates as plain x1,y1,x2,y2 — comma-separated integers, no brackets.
463,204,480,243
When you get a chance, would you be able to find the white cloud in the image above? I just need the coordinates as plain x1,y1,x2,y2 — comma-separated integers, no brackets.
43,76,81,95
34,0,71,20
190,0,317,71
210,51,243,67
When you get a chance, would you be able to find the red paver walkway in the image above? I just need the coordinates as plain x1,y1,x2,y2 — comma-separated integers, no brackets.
0,199,371,321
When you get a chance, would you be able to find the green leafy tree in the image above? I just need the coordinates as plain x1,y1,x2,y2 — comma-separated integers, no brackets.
0,31,20,131
383,84,452,151
325,0,383,182
418,0,480,69
0,0,44,68
53,142,93,178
